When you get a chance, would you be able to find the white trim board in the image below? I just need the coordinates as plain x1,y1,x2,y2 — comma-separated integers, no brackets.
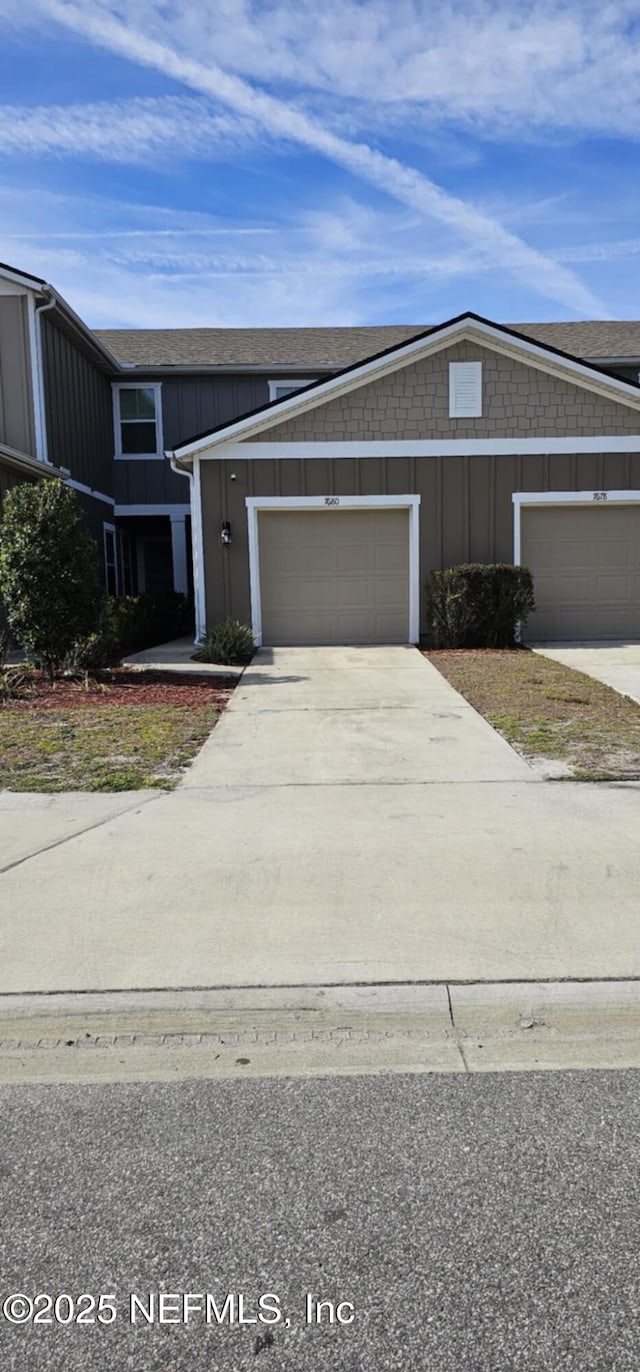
512,489,640,564
66,477,115,506
171,315,640,458
191,460,206,641
193,435,640,462
245,494,421,647
114,503,190,517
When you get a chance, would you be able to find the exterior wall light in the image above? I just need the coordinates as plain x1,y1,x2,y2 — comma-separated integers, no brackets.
221,520,232,546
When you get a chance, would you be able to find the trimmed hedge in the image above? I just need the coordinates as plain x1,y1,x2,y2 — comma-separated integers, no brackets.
425,563,535,648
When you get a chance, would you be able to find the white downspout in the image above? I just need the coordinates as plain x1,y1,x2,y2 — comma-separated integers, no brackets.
33,288,56,465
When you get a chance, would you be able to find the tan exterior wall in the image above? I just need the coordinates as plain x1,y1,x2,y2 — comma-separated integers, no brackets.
200,448,640,633
247,341,640,442
0,295,35,456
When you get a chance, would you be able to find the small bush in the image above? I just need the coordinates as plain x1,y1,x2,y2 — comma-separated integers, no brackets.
0,481,103,678
197,620,255,665
426,563,535,648
0,666,30,705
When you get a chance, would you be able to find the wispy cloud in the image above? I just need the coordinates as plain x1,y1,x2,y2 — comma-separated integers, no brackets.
0,95,259,161
19,0,607,317
0,186,489,326
10,0,640,140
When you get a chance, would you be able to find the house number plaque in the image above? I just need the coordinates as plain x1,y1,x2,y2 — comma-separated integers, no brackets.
324,497,340,506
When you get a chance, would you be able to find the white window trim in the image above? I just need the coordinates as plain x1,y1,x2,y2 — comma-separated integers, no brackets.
268,378,318,402
512,489,640,564
245,494,421,648
102,521,120,596
113,382,163,459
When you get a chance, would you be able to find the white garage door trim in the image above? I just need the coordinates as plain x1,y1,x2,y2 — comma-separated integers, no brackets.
246,494,421,646
513,489,640,641
513,489,640,564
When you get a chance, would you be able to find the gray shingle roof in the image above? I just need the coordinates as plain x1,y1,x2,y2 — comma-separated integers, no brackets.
94,320,640,370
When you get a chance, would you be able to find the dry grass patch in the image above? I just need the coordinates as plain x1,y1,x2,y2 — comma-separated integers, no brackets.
0,671,236,792
425,649,640,780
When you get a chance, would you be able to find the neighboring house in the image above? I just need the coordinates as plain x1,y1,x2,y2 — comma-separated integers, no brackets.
168,314,640,645
2,256,640,644
0,260,118,591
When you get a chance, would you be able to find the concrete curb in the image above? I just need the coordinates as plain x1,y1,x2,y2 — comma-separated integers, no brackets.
0,980,639,1033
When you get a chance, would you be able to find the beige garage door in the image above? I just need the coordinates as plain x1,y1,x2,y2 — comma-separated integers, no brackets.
521,504,640,641
258,508,410,645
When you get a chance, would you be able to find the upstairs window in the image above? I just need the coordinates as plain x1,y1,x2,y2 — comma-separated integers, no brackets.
449,361,482,418
268,378,317,402
115,384,162,456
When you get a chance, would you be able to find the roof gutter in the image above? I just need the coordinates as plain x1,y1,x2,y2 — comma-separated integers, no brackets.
0,440,62,480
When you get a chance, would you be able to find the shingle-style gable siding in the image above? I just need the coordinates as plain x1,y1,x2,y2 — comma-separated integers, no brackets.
41,315,114,495
249,341,640,443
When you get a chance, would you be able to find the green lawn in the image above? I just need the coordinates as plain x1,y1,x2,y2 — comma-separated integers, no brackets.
0,702,223,792
425,649,640,781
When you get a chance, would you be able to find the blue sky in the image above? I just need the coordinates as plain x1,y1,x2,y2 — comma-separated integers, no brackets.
0,0,639,329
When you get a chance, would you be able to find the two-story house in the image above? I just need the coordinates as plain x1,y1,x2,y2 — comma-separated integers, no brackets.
2,257,640,645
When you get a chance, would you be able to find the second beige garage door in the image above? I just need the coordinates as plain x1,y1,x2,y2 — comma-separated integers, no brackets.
258,508,410,645
521,503,640,641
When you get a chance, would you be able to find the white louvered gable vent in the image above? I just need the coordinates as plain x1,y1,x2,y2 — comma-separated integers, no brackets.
449,360,482,418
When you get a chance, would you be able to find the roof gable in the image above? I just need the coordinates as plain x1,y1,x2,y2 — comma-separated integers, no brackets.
171,312,640,458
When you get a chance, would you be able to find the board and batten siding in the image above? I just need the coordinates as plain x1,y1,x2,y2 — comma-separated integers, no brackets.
248,341,640,443
0,295,35,457
114,459,190,505
161,375,287,450
200,450,640,632
41,315,114,496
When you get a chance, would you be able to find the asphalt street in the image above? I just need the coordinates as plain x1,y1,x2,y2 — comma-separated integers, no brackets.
1,1070,639,1371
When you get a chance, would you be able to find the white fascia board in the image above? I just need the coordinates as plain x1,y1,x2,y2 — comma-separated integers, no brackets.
0,442,59,478
172,317,640,459
66,477,115,506
195,435,640,462
0,264,44,291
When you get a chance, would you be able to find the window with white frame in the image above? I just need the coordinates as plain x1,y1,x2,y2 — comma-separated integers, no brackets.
449,361,482,418
268,378,317,402
115,384,162,456
103,523,119,596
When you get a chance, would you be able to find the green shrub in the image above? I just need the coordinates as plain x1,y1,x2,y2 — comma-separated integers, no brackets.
67,592,193,671
105,592,192,656
0,481,103,678
426,563,535,648
197,620,254,665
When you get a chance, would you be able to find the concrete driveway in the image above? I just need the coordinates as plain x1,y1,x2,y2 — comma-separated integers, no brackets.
532,641,640,705
1,646,639,992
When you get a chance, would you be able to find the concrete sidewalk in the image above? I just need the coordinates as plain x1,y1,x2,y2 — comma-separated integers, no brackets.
0,647,639,994
532,641,640,706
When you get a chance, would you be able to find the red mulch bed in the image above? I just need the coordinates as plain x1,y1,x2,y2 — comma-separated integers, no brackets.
6,669,238,711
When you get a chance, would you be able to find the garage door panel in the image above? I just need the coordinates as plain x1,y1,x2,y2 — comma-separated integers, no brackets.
258,508,410,645
522,505,640,642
